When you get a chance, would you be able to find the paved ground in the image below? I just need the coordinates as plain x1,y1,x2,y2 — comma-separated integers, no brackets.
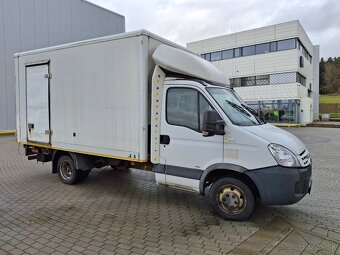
0,127,339,255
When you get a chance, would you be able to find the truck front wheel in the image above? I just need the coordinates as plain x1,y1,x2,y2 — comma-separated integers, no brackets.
57,155,83,185
209,177,255,221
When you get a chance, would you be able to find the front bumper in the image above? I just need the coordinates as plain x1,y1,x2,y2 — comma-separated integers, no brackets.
245,164,312,205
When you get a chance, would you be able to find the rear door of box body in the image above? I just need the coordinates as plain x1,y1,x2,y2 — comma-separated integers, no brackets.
26,64,50,144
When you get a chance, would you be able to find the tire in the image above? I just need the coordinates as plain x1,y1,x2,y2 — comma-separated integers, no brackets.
209,177,255,221
57,155,82,185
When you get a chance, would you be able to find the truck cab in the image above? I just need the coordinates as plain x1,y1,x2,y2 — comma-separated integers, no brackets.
151,45,312,221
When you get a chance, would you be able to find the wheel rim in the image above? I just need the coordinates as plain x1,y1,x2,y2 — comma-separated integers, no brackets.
217,184,247,215
60,161,73,180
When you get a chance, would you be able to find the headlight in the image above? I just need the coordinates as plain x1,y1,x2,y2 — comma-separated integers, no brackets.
268,144,300,167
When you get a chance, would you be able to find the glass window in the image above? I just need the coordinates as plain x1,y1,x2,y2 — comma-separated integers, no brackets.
302,47,307,57
256,43,270,54
234,48,241,58
207,88,263,126
256,75,269,85
211,51,222,61
245,100,298,124
296,73,306,86
277,38,296,51
270,42,277,52
242,45,255,56
200,54,206,59
230,78,241,87
166,88,199,131
199,94,214,131
241,76,255,86
205,53,211,61
222,49,233,59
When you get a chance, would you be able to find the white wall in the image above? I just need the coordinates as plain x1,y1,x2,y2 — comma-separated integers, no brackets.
234,83,300,101
312,45,320,120
212,50,299,79
187,21,313,82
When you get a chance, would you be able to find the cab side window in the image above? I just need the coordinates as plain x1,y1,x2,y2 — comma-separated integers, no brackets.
199,94,214,129
167,88,199,130
166,88,214,132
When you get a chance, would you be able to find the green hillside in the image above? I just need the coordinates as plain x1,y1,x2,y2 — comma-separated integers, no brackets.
319,95,340,104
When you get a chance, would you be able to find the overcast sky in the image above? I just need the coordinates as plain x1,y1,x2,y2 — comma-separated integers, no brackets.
91,0,339,59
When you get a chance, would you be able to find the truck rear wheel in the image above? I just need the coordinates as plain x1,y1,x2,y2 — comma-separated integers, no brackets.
57,155,82,185
209,177,255,221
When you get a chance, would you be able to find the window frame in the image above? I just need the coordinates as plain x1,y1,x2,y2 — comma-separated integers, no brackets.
296,72,306,86
165,87,217,133
241,76,256,86
234,48,241,58
277,38,296,51
270,42,277,52
255,43,270,54
211,51,222,61
200,37,312,62
222,49,233,60
255,75,270,85
242,45,256,57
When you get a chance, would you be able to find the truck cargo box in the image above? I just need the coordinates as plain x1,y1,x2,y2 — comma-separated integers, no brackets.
15,30,188,162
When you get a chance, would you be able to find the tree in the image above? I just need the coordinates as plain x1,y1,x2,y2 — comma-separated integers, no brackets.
319,58,325,93
322,61,340,94
319,57,340,94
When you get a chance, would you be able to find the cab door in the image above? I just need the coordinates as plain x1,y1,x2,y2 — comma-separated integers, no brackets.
159,86,224,191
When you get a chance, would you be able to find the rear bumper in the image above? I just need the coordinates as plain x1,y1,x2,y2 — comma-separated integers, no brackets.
245,164,312,205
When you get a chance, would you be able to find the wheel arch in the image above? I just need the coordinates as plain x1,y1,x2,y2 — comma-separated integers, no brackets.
52,150,95,174
52,151,70,174
199,164,260,200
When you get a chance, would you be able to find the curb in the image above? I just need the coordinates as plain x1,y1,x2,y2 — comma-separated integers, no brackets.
272,123,301,128
306,124,340,128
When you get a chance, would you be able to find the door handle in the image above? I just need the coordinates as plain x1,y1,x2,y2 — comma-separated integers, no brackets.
28,123,34,133
160,135,170,145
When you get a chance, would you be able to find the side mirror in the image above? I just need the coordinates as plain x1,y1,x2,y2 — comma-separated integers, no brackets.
202,110,225,136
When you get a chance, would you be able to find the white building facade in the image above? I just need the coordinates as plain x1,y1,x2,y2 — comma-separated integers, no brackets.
187,21,319,125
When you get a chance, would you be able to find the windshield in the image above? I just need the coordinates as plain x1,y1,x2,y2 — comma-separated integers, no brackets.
207,87,264,126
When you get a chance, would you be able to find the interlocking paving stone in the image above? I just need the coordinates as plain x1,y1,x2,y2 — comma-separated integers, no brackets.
0,127,340,254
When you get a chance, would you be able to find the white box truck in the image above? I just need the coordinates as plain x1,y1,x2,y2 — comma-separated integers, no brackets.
15,30,312,220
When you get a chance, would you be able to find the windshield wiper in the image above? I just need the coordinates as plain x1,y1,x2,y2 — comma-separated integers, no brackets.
225,100,251,116
241,104,266,124
225,100,257,124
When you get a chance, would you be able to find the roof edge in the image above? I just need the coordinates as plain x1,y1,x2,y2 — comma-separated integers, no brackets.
187,20,301,45
15,30,193,57
81,0,125,18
